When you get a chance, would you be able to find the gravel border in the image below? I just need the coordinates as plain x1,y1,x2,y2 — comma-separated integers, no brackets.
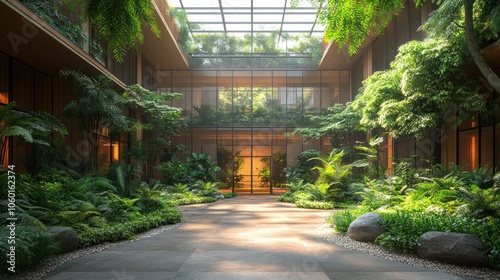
317,223,500,280
3,223,181,280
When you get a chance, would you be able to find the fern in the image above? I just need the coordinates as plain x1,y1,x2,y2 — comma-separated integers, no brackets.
78,176,117,194
310,149,352,187
66,0,160,62
0,102,67,166
456,185,499,219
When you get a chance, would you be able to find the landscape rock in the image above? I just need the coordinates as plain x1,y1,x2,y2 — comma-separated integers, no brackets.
347,212,385,242
214,192,225,199
416,231,489,267
47,226,80,253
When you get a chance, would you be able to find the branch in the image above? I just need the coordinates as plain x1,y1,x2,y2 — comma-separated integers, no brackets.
452,20,464,29
463,0,500,93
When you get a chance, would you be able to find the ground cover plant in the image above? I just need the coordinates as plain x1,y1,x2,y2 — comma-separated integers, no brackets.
0,162,227,274
326,167,500,270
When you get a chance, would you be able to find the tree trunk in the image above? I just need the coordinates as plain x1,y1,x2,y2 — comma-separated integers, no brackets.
463,0,500,93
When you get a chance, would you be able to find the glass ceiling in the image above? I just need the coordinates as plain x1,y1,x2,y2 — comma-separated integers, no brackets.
167,0,325,37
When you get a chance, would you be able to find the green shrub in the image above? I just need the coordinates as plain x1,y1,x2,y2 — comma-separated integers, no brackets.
378,210,478,253
134,196,165,214
284,149,321,184
77,208,182,247
101,195,140,223
223,192,237,198
277,191,295,203
327,210,360,232
175,196,217,205
378,210,500,269
356,178,405,212
466,217,500,270
134,187,166,214
189,180,220,197
157,158,187,186
294,199,334,210
310,149,352,202
455,184,499,219
0,225,60,273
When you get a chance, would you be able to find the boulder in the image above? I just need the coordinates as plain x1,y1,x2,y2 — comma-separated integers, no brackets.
47,226,80,253
214,192,225,200
347,212,385,242
416,231,489,267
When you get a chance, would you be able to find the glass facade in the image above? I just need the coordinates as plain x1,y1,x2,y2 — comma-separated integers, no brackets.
163,69,350,194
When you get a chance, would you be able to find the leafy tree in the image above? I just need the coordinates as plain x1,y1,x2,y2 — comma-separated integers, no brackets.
0,102,67,168
243,32,282,53
385,40,484,137
352,39,485,145
190,105,217,126
351,70,402,131
66,0,160,62
124,84,185,178
187,32,323,69
292,0,406,55
423,0,500,92
61,69,134,172
292,104,365,157
290,35,324,66
297,0,500,94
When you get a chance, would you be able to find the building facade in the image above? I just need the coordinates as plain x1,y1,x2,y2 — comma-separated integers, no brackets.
1,0,498,194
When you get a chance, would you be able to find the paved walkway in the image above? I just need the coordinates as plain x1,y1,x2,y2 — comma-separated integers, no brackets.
44,195,477,280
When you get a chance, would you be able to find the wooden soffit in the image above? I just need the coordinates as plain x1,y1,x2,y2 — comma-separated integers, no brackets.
140,0,189,70
318,32,377,70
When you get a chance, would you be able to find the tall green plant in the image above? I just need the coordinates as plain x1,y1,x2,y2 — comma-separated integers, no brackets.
124,85,184,179
107,161,142,198
311,149,351,185
310,149,352,201
66,0,160,62
61,69,133,172
157,157,186,186
352,136,385,178
185,153,221,183
0,102,67,168
285,149,321,183
293,104,365,157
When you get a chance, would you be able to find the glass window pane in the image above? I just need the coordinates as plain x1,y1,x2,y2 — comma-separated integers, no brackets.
322,71,340,107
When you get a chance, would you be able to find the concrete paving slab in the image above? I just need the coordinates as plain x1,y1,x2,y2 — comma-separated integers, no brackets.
43,195,479,280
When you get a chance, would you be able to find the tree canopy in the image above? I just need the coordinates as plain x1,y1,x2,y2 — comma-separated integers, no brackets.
292,104,365,154
353,39,485,138
300,0,500,92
